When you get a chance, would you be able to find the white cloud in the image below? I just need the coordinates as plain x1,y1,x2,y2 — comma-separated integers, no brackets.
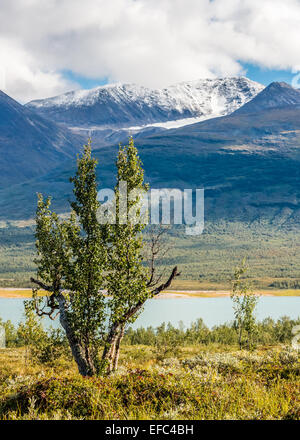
0,37,78,103
0,0,300,102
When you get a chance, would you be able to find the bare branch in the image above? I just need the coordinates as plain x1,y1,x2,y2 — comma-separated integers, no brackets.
34,299,59,321
117,265,180,325
151,265,181,297
145,225,173,288
30,278,59,320
30,277,53,292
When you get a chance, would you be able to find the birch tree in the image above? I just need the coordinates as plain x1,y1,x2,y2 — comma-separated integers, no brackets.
102,139,180,372
231,259,259,350
31,139,180,376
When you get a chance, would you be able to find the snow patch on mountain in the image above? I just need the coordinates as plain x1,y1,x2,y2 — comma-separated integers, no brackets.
127,115,215,130
27,77,264,129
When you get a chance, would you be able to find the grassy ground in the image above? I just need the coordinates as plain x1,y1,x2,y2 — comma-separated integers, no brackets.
0,344,299,420
167,280,300,296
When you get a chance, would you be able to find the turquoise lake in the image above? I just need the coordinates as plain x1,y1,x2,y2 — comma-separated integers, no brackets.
0,297,299,329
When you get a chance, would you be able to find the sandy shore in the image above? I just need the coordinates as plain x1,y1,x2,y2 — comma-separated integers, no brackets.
156,290,239,299
0,288,34,298
1,288,296,299
156,290,232,299
0,288,238,299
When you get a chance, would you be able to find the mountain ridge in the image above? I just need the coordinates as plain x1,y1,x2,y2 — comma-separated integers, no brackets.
234,81,300,115
2,80,300,226
26,77,264,129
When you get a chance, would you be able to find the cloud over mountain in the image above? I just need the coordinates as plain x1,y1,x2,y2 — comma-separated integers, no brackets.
1,0,300,102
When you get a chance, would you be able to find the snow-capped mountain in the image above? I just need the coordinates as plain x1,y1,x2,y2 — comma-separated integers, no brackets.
26,77,264,129
4,80,300,223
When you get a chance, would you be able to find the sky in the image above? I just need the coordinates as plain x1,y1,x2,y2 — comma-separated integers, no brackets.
1,0,300,103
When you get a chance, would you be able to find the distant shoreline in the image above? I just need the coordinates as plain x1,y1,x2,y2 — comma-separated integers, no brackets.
1,288,300,299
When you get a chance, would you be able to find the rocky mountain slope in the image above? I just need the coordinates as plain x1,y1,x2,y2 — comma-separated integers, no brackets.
0,90,83,188
26,77,264,129
234,81,300,115
2,81,300,227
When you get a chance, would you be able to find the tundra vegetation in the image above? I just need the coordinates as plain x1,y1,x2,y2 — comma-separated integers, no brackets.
0,314,299,420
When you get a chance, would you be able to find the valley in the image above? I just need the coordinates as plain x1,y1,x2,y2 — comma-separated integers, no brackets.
1,78,300,289
1,220,300,291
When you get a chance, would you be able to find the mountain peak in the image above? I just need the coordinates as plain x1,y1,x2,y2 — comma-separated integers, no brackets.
268,81,294,88
235,81,300,115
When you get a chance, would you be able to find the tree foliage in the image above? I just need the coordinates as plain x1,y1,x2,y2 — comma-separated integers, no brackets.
31,138,179,376
231,259,259,350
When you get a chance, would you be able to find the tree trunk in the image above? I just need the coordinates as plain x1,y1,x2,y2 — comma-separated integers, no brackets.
101,323,122,374
112,324,125,372
57,293,96,376
238,322,243,350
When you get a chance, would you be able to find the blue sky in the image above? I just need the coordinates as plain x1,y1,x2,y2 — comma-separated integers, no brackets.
242,64,297,86
62,70,109,90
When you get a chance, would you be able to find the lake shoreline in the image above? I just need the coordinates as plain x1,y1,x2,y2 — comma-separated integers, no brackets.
1,288,300,299
1,295,299,329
